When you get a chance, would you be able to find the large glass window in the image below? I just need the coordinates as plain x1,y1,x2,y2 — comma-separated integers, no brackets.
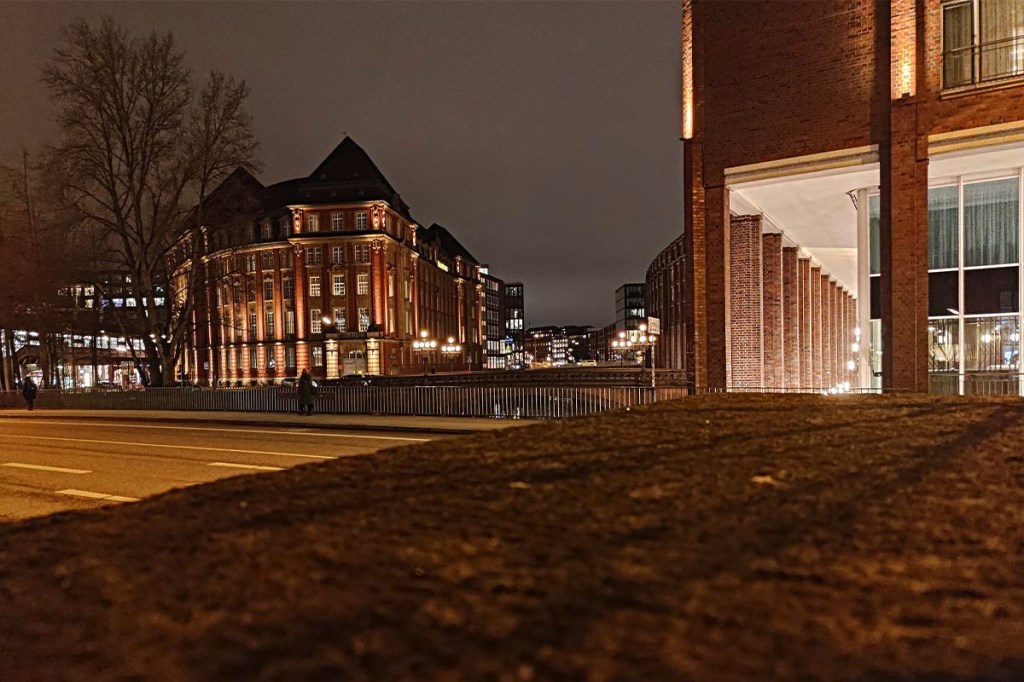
964,315,1019,371
929,185,959,269
929,319,960,372
943,0,1024,88
964,178,1018,266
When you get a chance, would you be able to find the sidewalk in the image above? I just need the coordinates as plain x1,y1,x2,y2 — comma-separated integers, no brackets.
0,408,535,434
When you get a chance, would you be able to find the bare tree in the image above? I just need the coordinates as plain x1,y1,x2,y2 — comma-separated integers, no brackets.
43,18,258,386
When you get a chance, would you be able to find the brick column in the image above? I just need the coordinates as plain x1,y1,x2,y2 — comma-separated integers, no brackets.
811,266,823,389
782,247,800,389
762,233,783,388
880,96,929,392
294,246,310,371
798,258,812,388
729,215,763,388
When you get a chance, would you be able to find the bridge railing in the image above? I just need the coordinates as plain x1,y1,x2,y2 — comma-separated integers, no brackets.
0,385,691,420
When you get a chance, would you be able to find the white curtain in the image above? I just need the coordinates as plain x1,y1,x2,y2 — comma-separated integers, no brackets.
964,178,1019,267
944,1,975,86
981,0,1024,80
929,186,959,269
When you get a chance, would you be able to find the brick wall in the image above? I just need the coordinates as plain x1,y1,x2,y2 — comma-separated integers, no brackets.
782,247,801,388
762,233,784,387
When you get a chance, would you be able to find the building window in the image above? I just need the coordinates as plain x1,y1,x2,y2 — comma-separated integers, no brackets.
332,274,346,296
305,247,322,265
311,308,322,334
261,221,273,240
309,275,321,297
356,211,368,230
249,312,257,337
964,177,1019,267
263,279,274,301
235,349,243,372
246,254,257,272
249,347,258,369
285,310,295,335
267,353,276,370
357,273,369,295
283,278,294,300
332,245,345,264
282,250,294,269
265,309,275,339
280,216,292,237
943,0,1024,88
285,346,296,368
356,244,370,262
331,213,343,230
358,307,370,332
261,252,274,270
306,213,320,232
312,346,324,367
334,308,347,331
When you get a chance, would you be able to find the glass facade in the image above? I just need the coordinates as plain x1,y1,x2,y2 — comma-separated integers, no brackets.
868,170,1023,394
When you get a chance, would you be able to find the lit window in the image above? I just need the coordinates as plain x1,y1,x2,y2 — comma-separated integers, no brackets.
312,346,324,367
356,212,368,230
285,310,295,335
261,221,272,240
333,274,345,296
263,279,274,301
943,0,1024,88
309,275,321,297
285,346,296,368
334,308,347,331
331,213,343,230
305,246,322,265
332,245,345,264
306,214,320,232
265,310,275,339
249,348,258,369
359,307,370,332
357,273,369,295
311,309,322,334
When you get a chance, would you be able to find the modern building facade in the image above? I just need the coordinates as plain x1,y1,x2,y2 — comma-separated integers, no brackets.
615,283,646,332
179,138,486,385
481,268,507,369
679,0,1024,393
504,281,526,368
524,325,591,367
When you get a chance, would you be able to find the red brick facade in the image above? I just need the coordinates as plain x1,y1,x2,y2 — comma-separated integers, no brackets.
679,0,1024,391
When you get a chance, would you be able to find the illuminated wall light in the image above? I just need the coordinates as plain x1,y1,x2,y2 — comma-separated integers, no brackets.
890,0,916,99
681,0,694,139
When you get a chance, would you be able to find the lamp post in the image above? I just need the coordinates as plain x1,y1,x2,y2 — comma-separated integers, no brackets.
441,336,462,373
614,324,658,389
611,332,632,369
412,330,436,377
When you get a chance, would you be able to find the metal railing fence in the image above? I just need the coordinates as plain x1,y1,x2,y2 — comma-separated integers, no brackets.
0,385,691,420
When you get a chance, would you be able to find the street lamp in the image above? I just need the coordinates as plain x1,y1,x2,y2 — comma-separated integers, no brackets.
611,332,633,368
441,336,462,372
412,330,437,376
614,324,658,388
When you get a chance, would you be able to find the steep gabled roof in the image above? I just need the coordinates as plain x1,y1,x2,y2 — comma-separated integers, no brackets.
308,137,399,194
423,223,478,264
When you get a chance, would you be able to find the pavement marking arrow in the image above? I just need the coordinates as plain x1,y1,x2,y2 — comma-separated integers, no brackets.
3,463,91,474
56,489,139,502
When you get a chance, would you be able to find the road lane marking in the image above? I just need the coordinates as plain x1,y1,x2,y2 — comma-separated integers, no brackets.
0,419,430,442
4,434,337,460
208,462,284,471
2,462,91,474
56,489,139,502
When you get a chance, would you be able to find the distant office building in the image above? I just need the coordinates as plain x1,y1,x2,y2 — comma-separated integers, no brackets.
646,234,686,370
481,268,507,369
588,322,617,363
615,283,646,332
525,325,591,367
504,281,526,368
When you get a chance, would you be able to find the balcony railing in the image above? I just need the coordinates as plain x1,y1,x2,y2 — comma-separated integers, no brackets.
944,34,1024,89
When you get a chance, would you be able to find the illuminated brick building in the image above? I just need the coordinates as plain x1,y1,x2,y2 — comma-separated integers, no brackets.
181,138,486,385
679,0,1024,393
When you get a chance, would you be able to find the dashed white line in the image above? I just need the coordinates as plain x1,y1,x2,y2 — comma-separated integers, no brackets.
0,419,430,442
56,489,139,502
208,462,284,471
2,462,91,474
3,434,337,460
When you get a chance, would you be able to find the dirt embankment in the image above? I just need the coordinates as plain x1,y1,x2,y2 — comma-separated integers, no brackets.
2,394,1024,681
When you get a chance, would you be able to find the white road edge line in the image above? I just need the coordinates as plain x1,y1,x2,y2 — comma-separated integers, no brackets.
4,434,337,460
2,462,91,474
0,419,430,442
56,489,139,502
208,462,284,471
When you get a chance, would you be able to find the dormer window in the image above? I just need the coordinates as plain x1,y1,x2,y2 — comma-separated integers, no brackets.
280,216,292,237
306,214,320,232
261,221,273,240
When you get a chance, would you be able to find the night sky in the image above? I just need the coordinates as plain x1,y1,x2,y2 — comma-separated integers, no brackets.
0,1,682,328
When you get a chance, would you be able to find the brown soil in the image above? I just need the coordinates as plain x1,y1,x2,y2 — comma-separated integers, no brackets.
2,394,1024,681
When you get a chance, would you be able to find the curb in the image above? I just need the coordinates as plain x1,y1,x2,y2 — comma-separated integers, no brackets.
0,411,508,436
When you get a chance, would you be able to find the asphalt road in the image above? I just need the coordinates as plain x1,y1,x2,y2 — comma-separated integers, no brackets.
0,416,441,521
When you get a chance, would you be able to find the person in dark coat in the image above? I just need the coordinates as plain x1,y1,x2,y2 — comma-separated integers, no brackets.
296,369,316,416
22,377,38,411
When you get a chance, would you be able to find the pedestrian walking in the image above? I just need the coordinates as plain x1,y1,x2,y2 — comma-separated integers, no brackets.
22,377,38,411
297,369,316,416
